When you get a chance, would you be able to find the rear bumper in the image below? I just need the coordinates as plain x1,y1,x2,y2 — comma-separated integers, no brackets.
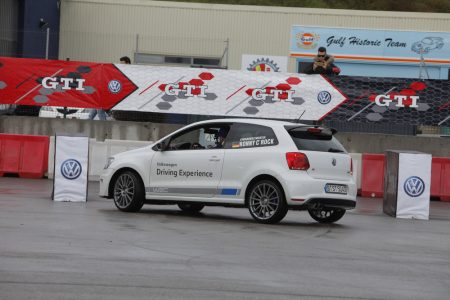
304,198,356,209
289,198,356,210
280,171,357,207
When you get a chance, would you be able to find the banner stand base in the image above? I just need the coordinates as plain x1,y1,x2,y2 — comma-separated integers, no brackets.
383,150,431,220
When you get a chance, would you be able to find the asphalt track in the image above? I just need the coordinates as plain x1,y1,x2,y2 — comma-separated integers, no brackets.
0,177,449,300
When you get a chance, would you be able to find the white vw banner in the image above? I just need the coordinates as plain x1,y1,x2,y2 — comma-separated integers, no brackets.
53,135,89,202
111,65,346,120
397,153,432,220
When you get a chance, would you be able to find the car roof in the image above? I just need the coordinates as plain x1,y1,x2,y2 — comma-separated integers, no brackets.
190,118,306,127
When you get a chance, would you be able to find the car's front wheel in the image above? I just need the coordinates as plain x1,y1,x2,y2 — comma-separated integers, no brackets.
178,203,205,213
308,207,346,223
113,171,145,212
247,180,288,224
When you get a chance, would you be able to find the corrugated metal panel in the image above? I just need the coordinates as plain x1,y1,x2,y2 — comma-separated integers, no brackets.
59,0,450,70
0,0,19,56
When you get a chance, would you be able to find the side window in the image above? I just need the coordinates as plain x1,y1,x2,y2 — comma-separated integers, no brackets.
224,123,278,149
167,124,231,151
167,127,202,150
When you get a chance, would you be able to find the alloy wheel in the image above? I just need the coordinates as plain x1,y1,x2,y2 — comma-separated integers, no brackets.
249,182,280,220
114,173,136,209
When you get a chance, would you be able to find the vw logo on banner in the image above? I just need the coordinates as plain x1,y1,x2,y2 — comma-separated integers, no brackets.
317,91,331,105
404,176,425,197
108,79,122,94
61,159,82,180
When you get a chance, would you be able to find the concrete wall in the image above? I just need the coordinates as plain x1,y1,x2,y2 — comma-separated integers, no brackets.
0,116,182,141
1,116,449,157
336,132,450,157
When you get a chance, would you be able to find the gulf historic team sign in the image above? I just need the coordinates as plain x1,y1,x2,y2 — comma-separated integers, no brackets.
290,26,450,64
0,57,346,120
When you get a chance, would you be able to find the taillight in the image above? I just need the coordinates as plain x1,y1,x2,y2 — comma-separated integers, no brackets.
350,158,353,175
286,152,310,170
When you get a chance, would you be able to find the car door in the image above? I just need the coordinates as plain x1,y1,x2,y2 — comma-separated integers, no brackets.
148,123,231,199
219,123,280,199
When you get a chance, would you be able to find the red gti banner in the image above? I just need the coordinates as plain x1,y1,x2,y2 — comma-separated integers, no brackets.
0,57,137,110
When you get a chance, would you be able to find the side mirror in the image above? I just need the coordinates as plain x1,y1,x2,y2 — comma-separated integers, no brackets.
155,141,166,152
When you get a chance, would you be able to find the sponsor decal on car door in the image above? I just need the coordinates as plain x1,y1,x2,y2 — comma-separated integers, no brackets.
149,150,224,197
148,125,230,197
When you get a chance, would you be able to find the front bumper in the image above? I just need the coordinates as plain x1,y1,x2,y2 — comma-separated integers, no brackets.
99,168,115,198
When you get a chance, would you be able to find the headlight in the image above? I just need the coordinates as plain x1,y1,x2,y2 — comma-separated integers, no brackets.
104,157,115,169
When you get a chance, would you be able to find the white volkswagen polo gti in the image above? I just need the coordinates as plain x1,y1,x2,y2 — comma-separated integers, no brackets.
100,118,356,224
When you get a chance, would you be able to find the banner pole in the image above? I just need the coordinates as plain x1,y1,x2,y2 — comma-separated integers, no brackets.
135,34,139,53
45,28,50,60
225,38,229,69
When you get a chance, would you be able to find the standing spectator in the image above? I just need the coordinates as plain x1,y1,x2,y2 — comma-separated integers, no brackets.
88,107,107,121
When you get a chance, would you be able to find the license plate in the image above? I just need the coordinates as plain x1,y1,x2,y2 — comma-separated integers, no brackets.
325,184,348,194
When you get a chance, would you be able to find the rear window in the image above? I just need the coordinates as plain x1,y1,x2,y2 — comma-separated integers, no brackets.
224,123,278,149
285,126,347,153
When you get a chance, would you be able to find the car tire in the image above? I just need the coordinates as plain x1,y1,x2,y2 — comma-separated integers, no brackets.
247,179,288,224
113,171,145,212
308,207,346,223
178,203,205,213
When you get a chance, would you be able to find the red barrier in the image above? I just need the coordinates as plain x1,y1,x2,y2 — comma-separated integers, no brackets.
0,134,49,179
431,157,450,202
431,158,442,198
361,154,385,198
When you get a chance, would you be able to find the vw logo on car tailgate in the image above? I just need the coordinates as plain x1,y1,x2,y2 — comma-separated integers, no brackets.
61,159,82,180
404,176,425,197
332,158,337,166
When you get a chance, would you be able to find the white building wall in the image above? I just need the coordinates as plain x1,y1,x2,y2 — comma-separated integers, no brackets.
59,0,450,71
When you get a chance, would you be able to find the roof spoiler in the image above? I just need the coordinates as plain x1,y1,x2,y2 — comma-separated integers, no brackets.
285,125,337,135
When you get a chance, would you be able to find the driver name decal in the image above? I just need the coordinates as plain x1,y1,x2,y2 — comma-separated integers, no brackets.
232,136,276,148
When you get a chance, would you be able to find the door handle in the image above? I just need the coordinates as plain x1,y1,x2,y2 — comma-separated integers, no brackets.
209,156,221,162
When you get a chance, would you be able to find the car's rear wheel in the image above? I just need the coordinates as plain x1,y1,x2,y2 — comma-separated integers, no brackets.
308,207,346,223
178,203,205,213
113,171,144,212
247,180,288,224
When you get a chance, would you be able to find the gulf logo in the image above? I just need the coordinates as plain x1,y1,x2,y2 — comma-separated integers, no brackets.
301,33,315,46
297,32,320,49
